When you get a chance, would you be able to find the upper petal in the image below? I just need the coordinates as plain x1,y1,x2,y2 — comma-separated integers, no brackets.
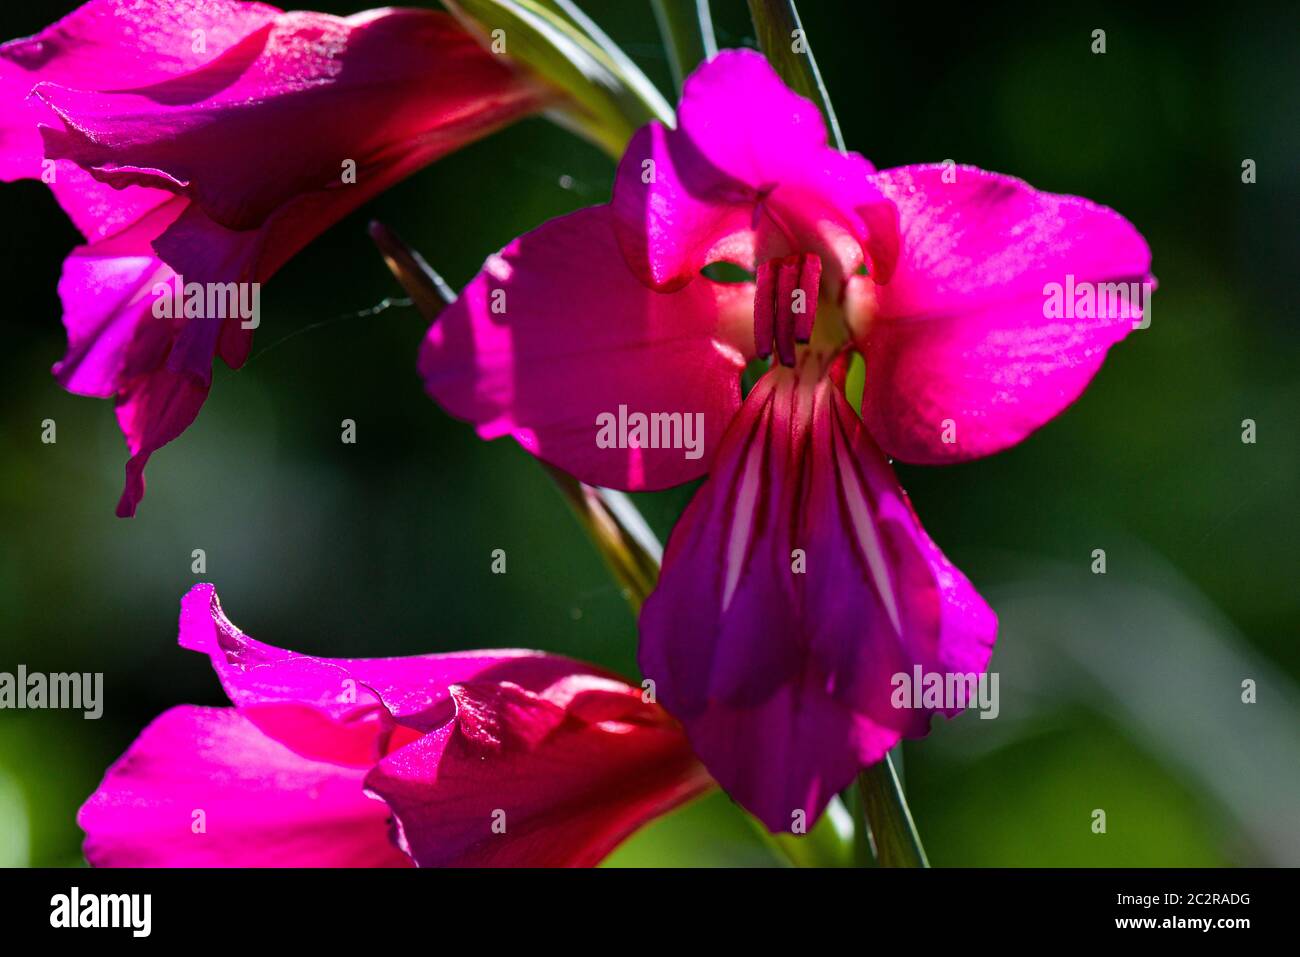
78,706,411,867
419,206,756,489
611,49,886,290
639,362,996,830
364,676,711,867
0,0,279,182
610,120,759,291
854,164,1153,463
36,8,543,231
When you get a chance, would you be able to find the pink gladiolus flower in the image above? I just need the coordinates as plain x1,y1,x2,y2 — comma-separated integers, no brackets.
1,0,546,516
79,583,711,867
419,51,1153,830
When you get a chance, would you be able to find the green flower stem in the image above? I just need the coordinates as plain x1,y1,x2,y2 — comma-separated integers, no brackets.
651,0,718,94
368,222,456,319
847,777,874,866
541,465,661,613
857,753,930,867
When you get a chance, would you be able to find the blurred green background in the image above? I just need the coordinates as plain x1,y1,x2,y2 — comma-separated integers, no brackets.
1,0,1296,867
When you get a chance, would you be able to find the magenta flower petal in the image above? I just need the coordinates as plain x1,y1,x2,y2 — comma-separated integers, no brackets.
419,207,757,489
802,374,999,715
51,199,186,397
610,49,891,291
82,585,708,867
609,116,760,291
364,676,712,867
638,362,996,830
46,194,226,517
78,706,412,868
853,164,1154,463
115,361,212,516
0,0,278,182
51,169,178,246
178,582,616,762
36,7,542,231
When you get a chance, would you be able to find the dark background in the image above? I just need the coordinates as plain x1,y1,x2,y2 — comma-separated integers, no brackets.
1,0,1296,866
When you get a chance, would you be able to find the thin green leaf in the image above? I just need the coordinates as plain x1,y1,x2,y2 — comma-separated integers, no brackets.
651,0,718,93
443,0,672,157
538,0,676,124
745,0,845,151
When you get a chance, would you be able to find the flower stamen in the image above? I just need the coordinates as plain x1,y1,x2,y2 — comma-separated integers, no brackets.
753,252,822,366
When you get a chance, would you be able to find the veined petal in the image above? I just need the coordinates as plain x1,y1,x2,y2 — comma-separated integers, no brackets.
78,706,411,868
854,164,1153,463
639,362,996,831
419,206,756,489
364,676,711,867
803,370,998,731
